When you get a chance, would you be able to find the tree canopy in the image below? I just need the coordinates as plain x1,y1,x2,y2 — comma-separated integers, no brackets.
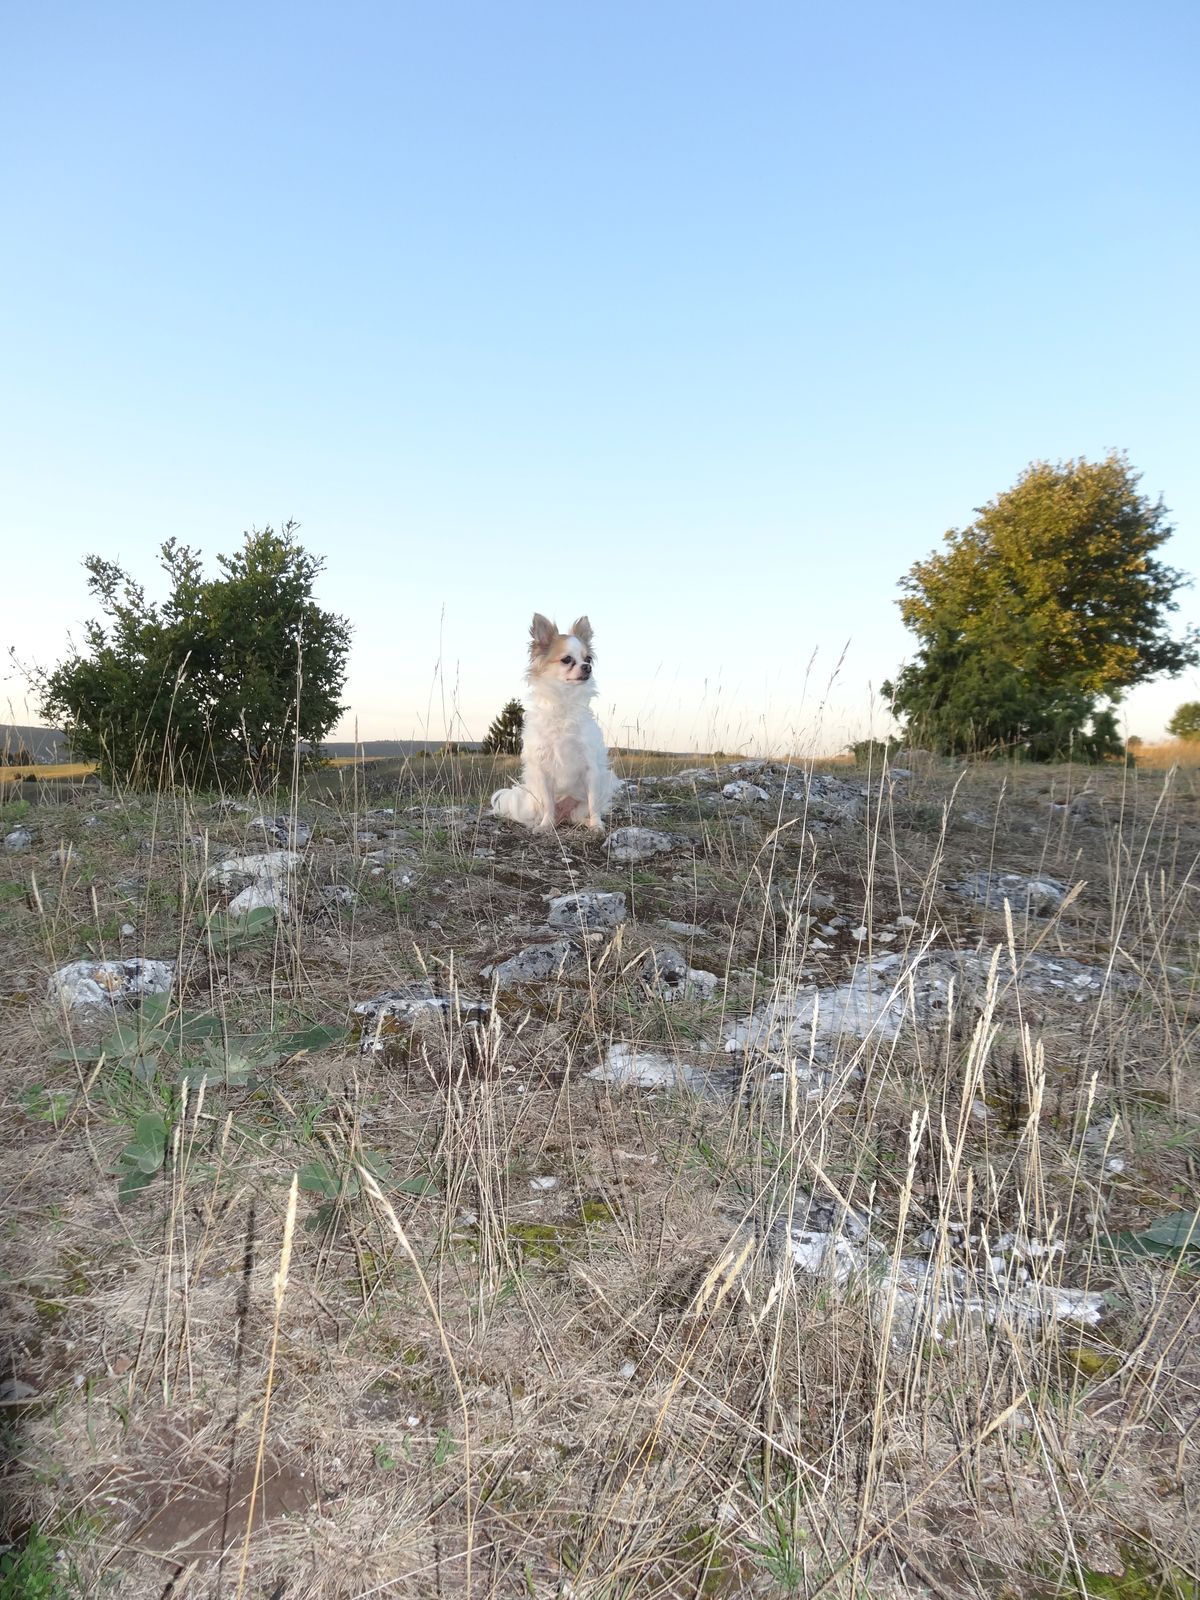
40,524,351,788
1167,702,1200,741
884,453,1198,758
481,699,525,755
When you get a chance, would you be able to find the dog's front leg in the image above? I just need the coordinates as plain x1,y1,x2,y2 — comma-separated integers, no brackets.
528,771,557,832
584,773,606,835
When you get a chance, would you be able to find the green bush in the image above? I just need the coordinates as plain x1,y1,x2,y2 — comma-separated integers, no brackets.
1167,701,1200,741
38,524,350,788
847,738,894,766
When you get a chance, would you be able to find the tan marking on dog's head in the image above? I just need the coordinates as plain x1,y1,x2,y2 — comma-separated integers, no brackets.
527,612,597,684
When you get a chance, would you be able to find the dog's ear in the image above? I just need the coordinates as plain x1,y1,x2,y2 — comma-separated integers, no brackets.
529,613,558,657
571,615,593,649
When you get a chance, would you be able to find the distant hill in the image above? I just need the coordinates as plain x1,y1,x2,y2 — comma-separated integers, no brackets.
0,729,480,764
0,724,72,763
1,727,692,767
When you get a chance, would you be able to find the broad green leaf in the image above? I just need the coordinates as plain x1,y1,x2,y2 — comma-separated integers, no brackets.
177,1013,226,1040
104,1022,167,1056
359,1151,393,1182
395,1175,440,1198
53,1043,103,1062
278,1022,351,1052
118,1168,154,1203
202,906,278,952
297,1160,339,1198
1140,1211,1200,1248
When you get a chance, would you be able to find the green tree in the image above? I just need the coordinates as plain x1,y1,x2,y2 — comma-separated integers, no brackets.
39,524,351,788
884,453,1198,759
1167,702,1200,741
481,698,525,755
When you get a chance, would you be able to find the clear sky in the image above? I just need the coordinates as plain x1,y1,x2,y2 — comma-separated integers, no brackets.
3,1,1198,755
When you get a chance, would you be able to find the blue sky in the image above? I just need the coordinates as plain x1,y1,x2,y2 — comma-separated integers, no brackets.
3,1,1198,753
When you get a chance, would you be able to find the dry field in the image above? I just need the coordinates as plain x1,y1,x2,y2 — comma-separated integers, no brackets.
0,763,98,786
2,749,1200,1598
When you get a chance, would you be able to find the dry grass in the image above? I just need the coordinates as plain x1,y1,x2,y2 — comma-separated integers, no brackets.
0,761,97,784
2,750,1200,1598
1131,739,1200,770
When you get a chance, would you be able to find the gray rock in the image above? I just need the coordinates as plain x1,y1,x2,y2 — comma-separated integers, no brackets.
642,945,688,985
207,851,301,891
789,775,867,824
771,1187,872,1283
363,844,420,868
481,940,585,988
668,765,722,783
722,779,770,803
586,1043,711,1092
316,884,358,909
229,880,288,916
250,814,312,848
641,945,719,1003
761,1193,1103,1345
49,958,174,1011
665,920,707,938
208,799,253,818
726,945,1119,1065
3,827,32,852
726,966,911,1056
353,984,490,1054
547,890,627,932
950,870,1067,915
606,827,683,865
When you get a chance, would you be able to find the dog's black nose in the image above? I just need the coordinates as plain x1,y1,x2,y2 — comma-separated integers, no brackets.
581,664,592,677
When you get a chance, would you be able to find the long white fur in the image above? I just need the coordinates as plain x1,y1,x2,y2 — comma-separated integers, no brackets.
491,620,614,834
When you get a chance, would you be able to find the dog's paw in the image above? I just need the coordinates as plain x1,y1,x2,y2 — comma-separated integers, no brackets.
586,817,606,837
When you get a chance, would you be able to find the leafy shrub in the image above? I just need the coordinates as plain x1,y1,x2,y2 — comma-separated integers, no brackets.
1167,701,1200,741
848,738,895,766
0,1528,81,1598
37,524,350,788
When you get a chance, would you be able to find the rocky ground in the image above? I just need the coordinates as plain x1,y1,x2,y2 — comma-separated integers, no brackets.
2,751,1199,1598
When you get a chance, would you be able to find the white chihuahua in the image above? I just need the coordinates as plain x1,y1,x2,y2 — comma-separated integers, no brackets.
491,613,614,834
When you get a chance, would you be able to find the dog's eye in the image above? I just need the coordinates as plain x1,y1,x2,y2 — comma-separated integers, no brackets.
561,655,574,666
583,656,592,665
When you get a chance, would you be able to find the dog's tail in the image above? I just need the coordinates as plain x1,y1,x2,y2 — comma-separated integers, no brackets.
491,785,542,825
